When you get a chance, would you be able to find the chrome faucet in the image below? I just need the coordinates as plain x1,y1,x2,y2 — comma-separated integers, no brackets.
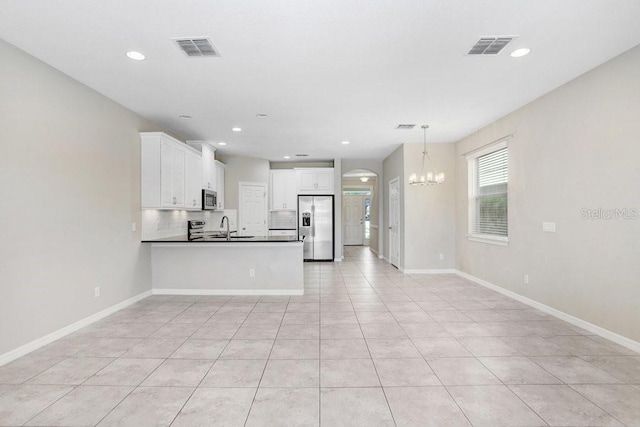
220,215,230,241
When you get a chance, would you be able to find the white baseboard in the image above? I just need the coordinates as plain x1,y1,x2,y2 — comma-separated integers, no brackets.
0,290,153,367
334,257,344,262
401,268,457,274
152,289,304,296
369,247,379,256
455,270,640,354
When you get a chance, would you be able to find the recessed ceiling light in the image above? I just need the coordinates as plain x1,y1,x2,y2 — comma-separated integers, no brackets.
510,48,531,58
232,127,242,132
218,142,227,146
256,114,268,118
283,156,291,159
341,141,350,145
178,115,192,119
126,51,146,61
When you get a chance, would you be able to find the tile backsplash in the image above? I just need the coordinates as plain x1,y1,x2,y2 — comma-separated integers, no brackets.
142,209,238,240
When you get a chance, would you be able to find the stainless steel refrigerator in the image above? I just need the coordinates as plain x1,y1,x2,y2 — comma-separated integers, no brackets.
298,195,334,261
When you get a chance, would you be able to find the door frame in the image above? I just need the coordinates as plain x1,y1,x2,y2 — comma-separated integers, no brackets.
342,194,365,246
238,181,268,236
388,177,400,268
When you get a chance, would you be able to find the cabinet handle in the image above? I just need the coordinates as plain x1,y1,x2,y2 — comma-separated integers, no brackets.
208,182,210,189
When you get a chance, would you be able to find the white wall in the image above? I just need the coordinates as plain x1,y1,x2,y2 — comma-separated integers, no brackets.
455,45,640,342
0,39,161,355
403,143,457,271
217,154,270,210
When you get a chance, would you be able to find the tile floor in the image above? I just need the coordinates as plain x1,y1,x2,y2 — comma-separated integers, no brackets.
0,246,639,426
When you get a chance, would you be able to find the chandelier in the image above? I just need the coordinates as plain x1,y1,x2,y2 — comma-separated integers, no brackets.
409,125,445,185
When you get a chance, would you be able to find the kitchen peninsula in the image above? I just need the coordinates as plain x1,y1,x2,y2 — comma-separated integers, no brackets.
142,235,304,295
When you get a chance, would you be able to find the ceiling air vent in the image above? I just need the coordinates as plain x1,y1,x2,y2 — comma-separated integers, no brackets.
396,124,416,130
295,154,309,157
468,37,515,55
172,37,220,57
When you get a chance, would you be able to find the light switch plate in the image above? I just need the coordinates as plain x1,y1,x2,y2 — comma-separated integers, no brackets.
542,222,556,233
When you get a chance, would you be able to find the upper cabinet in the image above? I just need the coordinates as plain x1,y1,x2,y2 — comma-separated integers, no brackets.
141,132,202,210
201,145,217,191
184,150,203,209
215,161,225,209
270,169,297,210
296,168,334,194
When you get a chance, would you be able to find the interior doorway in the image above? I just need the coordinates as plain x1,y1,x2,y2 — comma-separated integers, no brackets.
341,169,378,252
238,182,267,236
389,177,400,268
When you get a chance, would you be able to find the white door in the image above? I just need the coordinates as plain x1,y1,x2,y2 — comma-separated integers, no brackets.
389,177,400,267
343,195,364,245
239,182,267,236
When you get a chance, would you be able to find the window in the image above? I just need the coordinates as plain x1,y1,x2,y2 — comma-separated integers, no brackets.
467,140,509,245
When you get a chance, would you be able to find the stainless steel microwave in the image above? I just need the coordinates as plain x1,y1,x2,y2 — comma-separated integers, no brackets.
202,189,217,210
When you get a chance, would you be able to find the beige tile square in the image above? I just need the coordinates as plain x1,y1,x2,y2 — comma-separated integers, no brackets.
142,359,213,387
270,339,319,359
173,387,255,426
220,340,274,359
478,357,562,385
277,324,319,339
385,386,470,426
448,385,545,426
25,385,133,427
122,338,186,358
366,338,421,358
0,356,65,384
531,356,623,384
169,339,228,359
374,358,440,386
0,385,72,426
321,324,363,339
571,384,640,426
28,357,114,385
320,388,394,426
261,359,319,387
320,359,379,387
428,358,501,385
84,358,164,386
412,337,472,358
97,386,193,426
201,359,266,387
233,324,280,339
321,339,370,359
510,385,622,426
246,388,319,426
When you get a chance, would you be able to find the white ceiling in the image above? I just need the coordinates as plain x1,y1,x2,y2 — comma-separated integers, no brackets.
1,1,639,161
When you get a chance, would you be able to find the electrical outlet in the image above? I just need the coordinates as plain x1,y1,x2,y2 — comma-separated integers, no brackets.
94,287,101,298
249,269,255,277
524,275,529,285
131,222,137,232
439,253,444,261
542,222,556,233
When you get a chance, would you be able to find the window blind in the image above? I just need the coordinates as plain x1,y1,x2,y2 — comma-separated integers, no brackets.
472,147,508,236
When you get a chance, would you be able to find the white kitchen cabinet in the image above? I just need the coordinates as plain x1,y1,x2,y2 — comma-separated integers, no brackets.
270,169,297,210
185,150,203,209
201,145,217,191
295,168,334,194
141,132,202,210
215,160,225,209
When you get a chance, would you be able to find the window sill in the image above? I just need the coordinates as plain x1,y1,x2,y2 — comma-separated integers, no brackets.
467,234,509,246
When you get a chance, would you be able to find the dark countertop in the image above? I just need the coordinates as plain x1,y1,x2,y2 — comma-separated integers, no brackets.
142,235,302,243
